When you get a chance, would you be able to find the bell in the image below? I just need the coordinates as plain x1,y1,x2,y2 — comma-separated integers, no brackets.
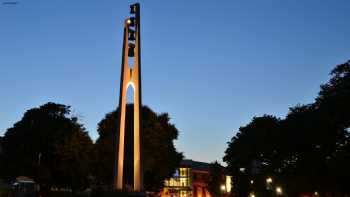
127,17,136,27
130,3,138,14
128,43,135,57
128,28,135,41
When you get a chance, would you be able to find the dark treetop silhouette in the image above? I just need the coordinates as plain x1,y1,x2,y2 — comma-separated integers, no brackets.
224,60,350,196
94,104,183,191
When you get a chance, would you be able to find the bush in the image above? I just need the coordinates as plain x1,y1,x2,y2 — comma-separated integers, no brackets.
0,187,14,197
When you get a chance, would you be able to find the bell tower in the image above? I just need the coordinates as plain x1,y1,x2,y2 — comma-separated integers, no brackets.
114,3,143,192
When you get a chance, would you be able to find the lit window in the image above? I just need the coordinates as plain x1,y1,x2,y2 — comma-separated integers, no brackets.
226,176,232,192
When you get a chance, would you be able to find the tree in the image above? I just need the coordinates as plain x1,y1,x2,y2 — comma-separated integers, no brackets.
224,60,350,196
207,161,224,197
316,60,350,194
317,60,350,128
1,102,93,191
0,137,3,178
93,104,183,191
224,115,282,174
224,115,281,196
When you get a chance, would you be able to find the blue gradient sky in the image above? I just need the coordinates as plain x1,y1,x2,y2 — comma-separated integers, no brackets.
1,0,349,163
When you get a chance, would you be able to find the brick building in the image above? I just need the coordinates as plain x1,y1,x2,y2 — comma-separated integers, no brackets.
161,160,232,197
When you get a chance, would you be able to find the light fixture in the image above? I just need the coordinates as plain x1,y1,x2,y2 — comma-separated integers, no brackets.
220,185,226,192
276,186,282,195
225,176,232,193
128,43,135,57
127,17,136,27
266,177,273,184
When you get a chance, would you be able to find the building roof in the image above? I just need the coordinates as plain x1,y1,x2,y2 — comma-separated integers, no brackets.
180,159,210,171
15,176,35,183
180,159,231,175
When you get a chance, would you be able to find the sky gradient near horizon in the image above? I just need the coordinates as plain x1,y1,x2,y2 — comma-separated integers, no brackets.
1,0,350,163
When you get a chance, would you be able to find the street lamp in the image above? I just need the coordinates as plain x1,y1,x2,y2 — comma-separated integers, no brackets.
276,186,283,195
220,185,226,192
266,177,273,184
266,177,273,190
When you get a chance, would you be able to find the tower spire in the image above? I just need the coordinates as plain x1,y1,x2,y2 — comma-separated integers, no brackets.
115,3,143,192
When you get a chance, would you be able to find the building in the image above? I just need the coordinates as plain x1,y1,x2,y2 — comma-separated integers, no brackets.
161,160,232,197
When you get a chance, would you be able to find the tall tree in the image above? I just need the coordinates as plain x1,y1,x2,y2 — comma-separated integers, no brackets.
1,102,93,191
224,115,281,174
316,60,350,194
0,137,3,178
224,60,350,196
224,115,281,196
93,104,183,191
207,161,224,197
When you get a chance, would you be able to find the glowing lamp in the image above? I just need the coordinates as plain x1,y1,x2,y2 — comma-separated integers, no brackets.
220,185,226,192
266,177,273,184
127,17,136,27
276,187,283,195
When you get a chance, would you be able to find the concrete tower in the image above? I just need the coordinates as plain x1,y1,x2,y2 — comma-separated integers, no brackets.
115,3,143,192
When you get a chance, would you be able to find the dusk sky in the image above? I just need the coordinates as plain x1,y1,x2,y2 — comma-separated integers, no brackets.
1,0,349,163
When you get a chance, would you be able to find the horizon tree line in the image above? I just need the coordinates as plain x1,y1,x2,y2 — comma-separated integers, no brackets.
0,103,183,193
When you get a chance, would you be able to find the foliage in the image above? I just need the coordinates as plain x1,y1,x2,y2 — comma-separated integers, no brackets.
0,187,14,197
224,60,350,196
0,102,93,191
206,161,224,197
93,104,183,191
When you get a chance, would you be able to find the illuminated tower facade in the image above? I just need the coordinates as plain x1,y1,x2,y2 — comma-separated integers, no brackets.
115,3,143,192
